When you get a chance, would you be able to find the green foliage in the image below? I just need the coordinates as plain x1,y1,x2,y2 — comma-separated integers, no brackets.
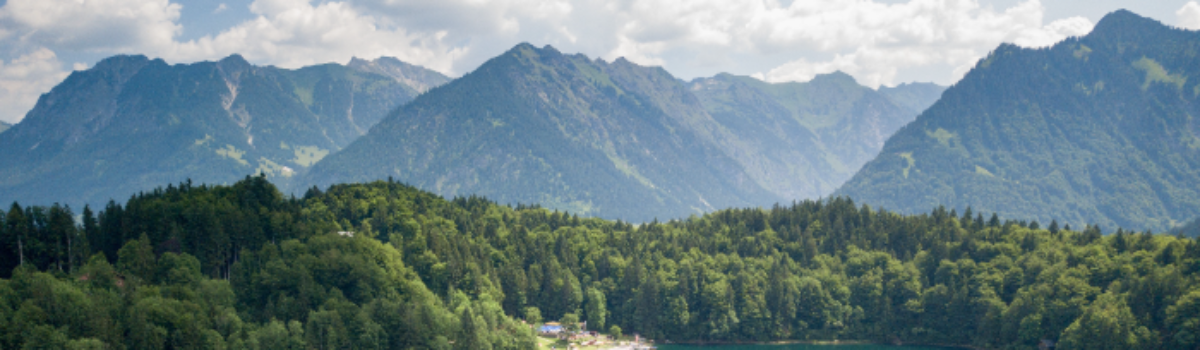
1059,292,1153,350
561,313,580,332
4,177,1200,349
585,287,608,331
837,10,1200,233
117,234,156,281
524,306,542,325
1132,57,1186,91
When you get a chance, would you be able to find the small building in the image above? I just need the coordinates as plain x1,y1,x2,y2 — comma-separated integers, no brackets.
538,325,563,336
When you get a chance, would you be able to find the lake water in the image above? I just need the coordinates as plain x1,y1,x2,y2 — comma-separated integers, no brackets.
656,344,962,350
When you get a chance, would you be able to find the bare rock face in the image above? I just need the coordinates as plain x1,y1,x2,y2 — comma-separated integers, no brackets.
348,56,452,94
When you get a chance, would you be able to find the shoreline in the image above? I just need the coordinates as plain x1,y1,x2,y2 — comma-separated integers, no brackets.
658,340,873,346
539,334,980,350
652,340,978,349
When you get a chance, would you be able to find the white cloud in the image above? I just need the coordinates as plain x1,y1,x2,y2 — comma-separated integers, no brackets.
0,0,183,122
0,0,1106,121
159,0,469,73
0,0,182,53
0,48,71,124
214,3,229,14
1177,1,1200,30
750,0,1094,87
335,0,1094,87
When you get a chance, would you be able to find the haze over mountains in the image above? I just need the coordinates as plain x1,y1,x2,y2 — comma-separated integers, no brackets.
0,121,9,134
689,73,940,200
16,10,1200,233
0,54,449,208
302,44,937,221
836,10,1200,232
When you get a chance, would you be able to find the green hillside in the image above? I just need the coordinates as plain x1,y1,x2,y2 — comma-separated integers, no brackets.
303,44,930,221
835,10,1200,232
0,54,447,209
5,177,1200,349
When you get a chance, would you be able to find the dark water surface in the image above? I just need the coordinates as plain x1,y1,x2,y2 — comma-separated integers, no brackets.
657,344,962,350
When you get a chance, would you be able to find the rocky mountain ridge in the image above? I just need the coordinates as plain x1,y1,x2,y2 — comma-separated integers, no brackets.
0,54,449,208
301,44,938,221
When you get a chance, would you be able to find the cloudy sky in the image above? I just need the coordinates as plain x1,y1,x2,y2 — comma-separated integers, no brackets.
0,0,1197,123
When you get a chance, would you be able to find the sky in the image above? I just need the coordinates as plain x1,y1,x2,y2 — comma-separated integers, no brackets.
0,0,1198,124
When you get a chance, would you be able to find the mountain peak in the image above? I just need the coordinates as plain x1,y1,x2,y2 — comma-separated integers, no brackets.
92,54,150,72
218,54,252,72
348,56,369,66
88,54,154,87
0,51,438,209
836,10,1200,232
809,71,859,86
502,42,563,59
1089,9,1166,41
349,56,404,68
505,42,538,56
346,56,451,93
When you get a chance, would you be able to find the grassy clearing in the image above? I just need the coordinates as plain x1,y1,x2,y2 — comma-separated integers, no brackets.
926,128,954,147
899,152,915,179
1133,57,1186,91
292,145,330,167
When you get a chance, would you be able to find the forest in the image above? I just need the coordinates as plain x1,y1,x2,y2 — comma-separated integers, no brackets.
2,175,1200,349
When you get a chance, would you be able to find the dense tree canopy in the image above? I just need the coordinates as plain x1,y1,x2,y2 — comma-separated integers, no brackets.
2,176,1200,349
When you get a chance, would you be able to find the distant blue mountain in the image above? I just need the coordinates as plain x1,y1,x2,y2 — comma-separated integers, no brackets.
0,54,448,208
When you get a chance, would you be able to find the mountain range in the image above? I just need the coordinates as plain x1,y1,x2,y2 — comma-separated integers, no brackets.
2,9,1195,232
688,73,940,200
835,10,1200,232
301,44,938,221
0,54,448,208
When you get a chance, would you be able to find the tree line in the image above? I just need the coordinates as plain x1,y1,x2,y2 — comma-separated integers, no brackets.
3,175,1200,349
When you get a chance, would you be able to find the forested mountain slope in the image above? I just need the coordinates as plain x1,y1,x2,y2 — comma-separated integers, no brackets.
3,177,1199,349
0,54,447,209
303,44,929,221
835,10,1200,232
